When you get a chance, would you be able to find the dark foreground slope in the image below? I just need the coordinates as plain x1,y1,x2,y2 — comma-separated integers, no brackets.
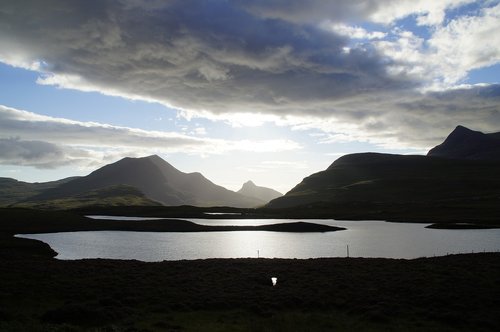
1,235,499,331
267,153,500,223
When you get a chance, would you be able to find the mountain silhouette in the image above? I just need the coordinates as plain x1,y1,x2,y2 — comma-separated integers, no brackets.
237,180,282,203
427,125,500,160
267,125,500,221
31,155,262,208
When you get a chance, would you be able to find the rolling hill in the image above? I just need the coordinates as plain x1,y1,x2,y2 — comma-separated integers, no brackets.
0,177,78,206
266,127,500,222
25,155,263,208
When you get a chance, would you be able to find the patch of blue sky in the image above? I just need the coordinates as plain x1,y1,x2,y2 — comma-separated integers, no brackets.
0,63,180,131
465,64,500,85
445,0,493,23
391,15,431,40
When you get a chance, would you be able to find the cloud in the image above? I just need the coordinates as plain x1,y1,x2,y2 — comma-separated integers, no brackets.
0,0,416,116
375,3,500,87
285,84,500,149
0,105,301,168
0,105,211,150
369,0,476,26
0,137,86,168
0,0,498,152
322,23,386,40
236,0,476,26
428,3,500,83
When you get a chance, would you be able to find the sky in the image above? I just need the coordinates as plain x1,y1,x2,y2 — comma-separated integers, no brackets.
0,0,499,194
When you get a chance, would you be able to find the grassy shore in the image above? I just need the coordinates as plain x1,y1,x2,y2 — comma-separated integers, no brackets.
1,208,499,331
0,235,499,331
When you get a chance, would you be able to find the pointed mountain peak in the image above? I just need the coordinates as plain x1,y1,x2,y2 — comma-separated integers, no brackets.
237,180,283,203
243,180,256,187
454,125,470,131
449,125,481,137
428,125,500,160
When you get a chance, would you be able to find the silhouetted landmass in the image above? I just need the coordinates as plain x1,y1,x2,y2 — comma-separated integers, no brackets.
0,208,342,234
266,153,500,223
264,126,500,225
266,126,500,223
72,205,500,228
17,155,263,208
237,180,282,203
428,125,500,160
0,176,78,206
1,127,499,225
0,230,499,331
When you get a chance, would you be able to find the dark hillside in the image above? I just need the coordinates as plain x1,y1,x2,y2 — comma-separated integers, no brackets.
427,125,500,160
267,153,500,223
26,155,262,208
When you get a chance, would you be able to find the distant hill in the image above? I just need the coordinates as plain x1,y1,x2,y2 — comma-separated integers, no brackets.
0,177,78,206
427,125,500,160
27,155,262,208
14,184,160,209
237,180,282,203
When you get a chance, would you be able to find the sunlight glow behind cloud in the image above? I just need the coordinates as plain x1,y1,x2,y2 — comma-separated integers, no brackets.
0,105,301,168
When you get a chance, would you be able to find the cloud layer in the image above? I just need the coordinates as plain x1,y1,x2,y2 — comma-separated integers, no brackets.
0,105,301,168
0,0,413,113
0,0,499,152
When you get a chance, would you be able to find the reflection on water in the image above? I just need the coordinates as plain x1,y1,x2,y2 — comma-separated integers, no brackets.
86,215,165,221
16,219,500,262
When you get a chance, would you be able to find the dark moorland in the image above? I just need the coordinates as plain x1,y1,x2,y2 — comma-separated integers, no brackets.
1,233,499,331
0,208,499,331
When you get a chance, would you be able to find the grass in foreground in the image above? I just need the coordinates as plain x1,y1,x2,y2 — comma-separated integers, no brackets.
0,233,499,331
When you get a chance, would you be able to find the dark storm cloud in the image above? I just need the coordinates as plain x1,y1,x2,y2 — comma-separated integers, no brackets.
0,0,497,148
234,0,379,23
0,0,413,115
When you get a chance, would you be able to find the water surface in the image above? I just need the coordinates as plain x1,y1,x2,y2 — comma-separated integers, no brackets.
17,219,500,261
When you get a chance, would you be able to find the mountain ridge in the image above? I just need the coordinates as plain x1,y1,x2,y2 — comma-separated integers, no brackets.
427,125,500,160
266,126,500,222
26,155,262,208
